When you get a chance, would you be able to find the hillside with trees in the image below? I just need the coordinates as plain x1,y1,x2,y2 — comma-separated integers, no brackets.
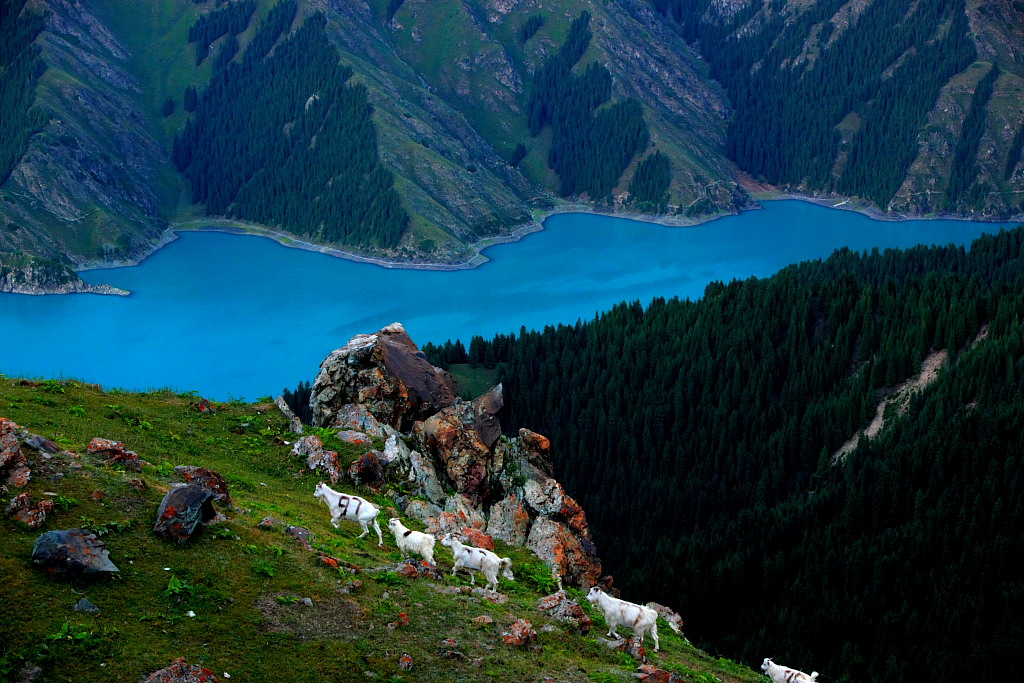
437,227,1024,683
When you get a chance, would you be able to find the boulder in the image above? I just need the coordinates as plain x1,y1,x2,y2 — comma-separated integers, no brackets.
393,558,444,581
274,396,304,434
380,433,407,467
337,430,372,445
398,654,413,671
460,528,495,551
32,528,119,575
7,492,53,528
526,517,602,589
331,403,388,438
402,498,443,523
414,397,502,500
635,664,686,683
141,658,221,683
486,495,531,546
292,435,342,484
87,438,143,471
191,398,216,414
501,618,538,646
174,466,231,505
347,451,385,490
518,428,554,472
471,384,504,448
23,434,59,453
73,598,101,614
153,485,216,543
310,323,457,430
0,417,31,487
537,590,592,634
285,525,314,551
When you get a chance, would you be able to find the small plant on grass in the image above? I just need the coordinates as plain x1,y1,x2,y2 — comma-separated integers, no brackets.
516,559,560,594
67,405,85,417
275,595,301,605
209,526,235,540
253,559,276,577
371,570,403,586
164,574,198,601
53,495,78,512
41,379,66,394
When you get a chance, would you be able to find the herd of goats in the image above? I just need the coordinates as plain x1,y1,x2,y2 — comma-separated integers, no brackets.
314,482,820,683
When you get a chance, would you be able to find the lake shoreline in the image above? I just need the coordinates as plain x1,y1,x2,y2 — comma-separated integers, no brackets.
74,193,1023,277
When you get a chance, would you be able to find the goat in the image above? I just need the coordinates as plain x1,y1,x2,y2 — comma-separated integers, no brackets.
388,518,436,564
586,586,660,652
761,658,818,683
312,482,383,546
439,534,514,592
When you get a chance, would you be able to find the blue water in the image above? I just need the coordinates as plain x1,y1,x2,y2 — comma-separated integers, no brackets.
0,201,1015,399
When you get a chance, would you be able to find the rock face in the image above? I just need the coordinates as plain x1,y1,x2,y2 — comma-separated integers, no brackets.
32,528,119,575
153,485,216,544
310,323,457,430
308,325,605,588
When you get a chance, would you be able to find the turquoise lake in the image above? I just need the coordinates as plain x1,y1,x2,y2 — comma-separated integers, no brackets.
0,200,1016,400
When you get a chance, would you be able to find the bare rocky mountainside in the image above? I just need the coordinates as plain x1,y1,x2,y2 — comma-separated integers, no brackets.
1,0,1023,284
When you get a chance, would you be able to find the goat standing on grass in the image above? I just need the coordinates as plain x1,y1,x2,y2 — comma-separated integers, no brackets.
312,482,383,546
586,586,660,652
388,518,436,564
761,658,818,683
439,534,514,592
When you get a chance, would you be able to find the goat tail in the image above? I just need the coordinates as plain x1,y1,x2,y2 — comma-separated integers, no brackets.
809,674,819,682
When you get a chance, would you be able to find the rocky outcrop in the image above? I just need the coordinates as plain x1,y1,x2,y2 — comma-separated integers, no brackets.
7,493,54,529
153,485,217,544
1,418,32,488
174,466,231,505
537,590,592,634
0,253,128,295
414,397,498,501
292,435,342,484
141,658,220,683
32,528,119,575
310,323,457,430
87,438,144,471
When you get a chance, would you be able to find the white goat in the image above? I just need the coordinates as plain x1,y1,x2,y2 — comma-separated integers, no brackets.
586,586,660,652
439,534,514,592
388,518,436,564
761,658,818,683
312,482,383,546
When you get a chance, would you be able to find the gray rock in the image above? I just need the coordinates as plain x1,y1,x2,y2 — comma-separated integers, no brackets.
32,529,119,575
73,597,101,614
153,485,216,544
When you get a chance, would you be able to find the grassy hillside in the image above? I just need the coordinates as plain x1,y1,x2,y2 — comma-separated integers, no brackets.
0,377,763,683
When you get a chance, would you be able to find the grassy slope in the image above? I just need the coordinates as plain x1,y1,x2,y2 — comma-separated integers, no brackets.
0,377,762,683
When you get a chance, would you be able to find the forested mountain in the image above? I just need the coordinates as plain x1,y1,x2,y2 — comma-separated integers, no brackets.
432,229,1024,683
654,0,1024,217
2,0,1023,271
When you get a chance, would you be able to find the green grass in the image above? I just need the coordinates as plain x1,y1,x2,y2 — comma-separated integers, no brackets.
0,377,763,683
447,364,502,400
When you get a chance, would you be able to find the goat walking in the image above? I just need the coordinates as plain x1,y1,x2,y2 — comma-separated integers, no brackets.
761,658,818,683
586,586,660,652
313,482,383,546
388,518,436,564
439,534,513,592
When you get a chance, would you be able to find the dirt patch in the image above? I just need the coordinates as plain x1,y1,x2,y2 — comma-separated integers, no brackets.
256,593,365,640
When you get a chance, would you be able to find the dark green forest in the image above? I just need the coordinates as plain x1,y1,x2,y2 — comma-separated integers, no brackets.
0,0,48,186
527,12,650,201
174,1,408,249
946,64,1000,210
654,0,977,207
429,228,1024,683
628,151,672,211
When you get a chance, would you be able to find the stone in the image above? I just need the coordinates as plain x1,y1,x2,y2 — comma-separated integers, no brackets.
414,398,500,500
443,495,487,530
501,618,537,646
635,664,685,683
274,395,304,434
23,434,59,453
32,528,119,575
486,495,531,546
526,517,602,589
460,528,495,551
537,590,592,634
153,485,216,543
380,433,406,467
337,430,372,445
7,492,53,528
292,435,342,484
393,558,444,581
398,654,413,671
0,418,31,488
347,450,385,490
285,525,314,550
141,657,221,683
87,438,143,471
173,466,231,505
402,498,443,523
332,403,388,438
301,597,314,607
258,516,277,529
73,597,101,614
472,615,494,625
127,478,148,491
310,323,457,430
192,398,216,414
404,449,446,504
470,384,504,449
645,602,684,634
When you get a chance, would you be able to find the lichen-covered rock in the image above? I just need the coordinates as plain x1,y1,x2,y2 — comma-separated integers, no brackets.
486,495,531,546
153,485,216,543
460,528,495,551
0,417,31,487
403,498,444,522
310,323,457,430
32,528,119,575
87,438,143,471
414,396,501,500
141,658,220,683
501,618,538,646
527,517,602,589
7,492,53,528
471,384,504,449
404,448,446,503
645,602,684,634
537,590,592,634
398,654,414,671
274,396,303,434
635,664,683,682
393,558,444,581
292,435,342,484
174,466,231,505
337,430,372,445
286,525,314,550
332,403,388,437
348,450,385,490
